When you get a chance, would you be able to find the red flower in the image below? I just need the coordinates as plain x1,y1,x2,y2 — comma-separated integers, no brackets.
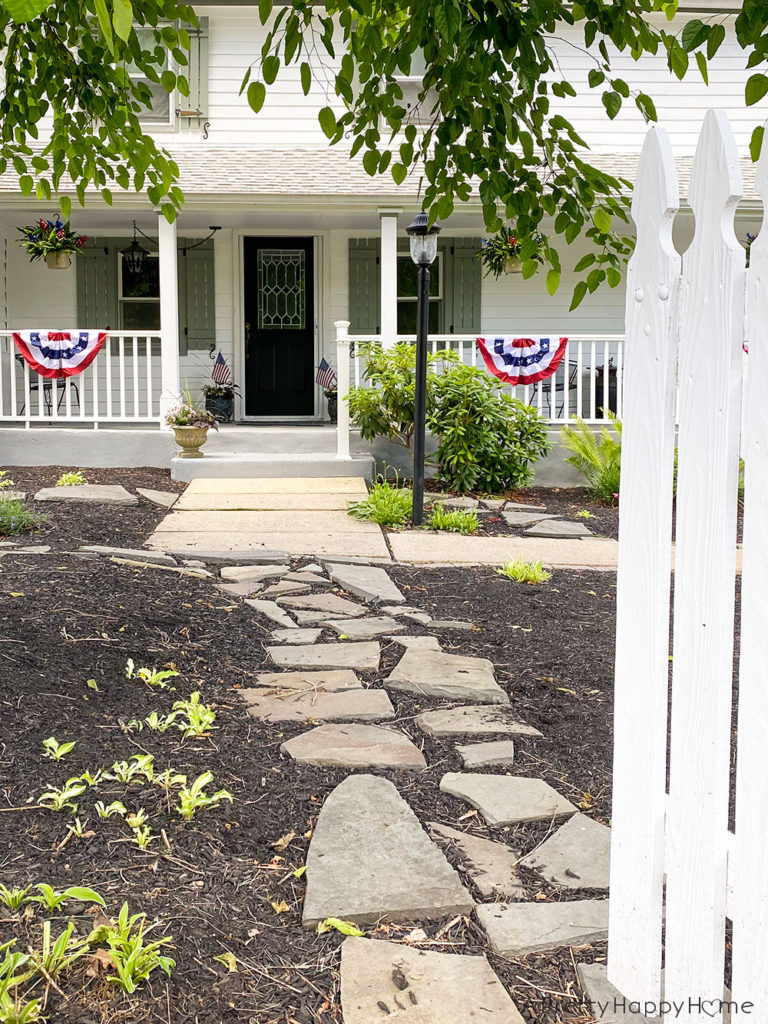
39,219,46,228
57,230,64,238
76,236,87,246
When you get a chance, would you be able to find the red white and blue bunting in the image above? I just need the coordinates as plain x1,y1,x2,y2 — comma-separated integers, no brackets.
477,335,568,385
13,330,108,379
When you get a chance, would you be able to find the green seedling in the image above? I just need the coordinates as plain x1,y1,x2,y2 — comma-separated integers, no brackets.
79,769,104,787
125,808,148,829
41,737,75,761
316,918,364,937
67,817,88,839
106,755,154,785
125,659,178,689
86,679,100,692
37,779,86,814
575,508,595,519
30,921,87,980
154,769,187,792
0,940,37,1023
426,502,480,535
496,558,552,584
130,826,154,851
31,884,105,912
168,693,217,739
177,772,233,821
89,902,175,994
348,481,413,527
0,887,32,912
94,801,127,820
54,470,87,487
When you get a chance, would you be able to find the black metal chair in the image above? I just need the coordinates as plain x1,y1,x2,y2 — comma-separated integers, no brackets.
16,355,80,415
530,361,579,417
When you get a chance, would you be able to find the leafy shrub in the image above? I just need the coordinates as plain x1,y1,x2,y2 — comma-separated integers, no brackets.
496,558,552,584
348,481,413,527
561,414,622,501
0,499,45,537
427,502,479,535
55,470,87,487
428,363,550,493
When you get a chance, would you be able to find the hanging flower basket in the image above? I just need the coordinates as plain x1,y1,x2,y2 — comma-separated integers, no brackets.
478,228,543,279
503,255,523,274
17,216,87,269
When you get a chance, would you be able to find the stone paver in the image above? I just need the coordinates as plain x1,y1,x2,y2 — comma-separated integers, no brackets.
323,616,404,639
148,531,392,559
169,548,290,563
281,724,426,769
34,484,138,506
110,557,211,578
262,580,310,597
220,564,289,582
270,628,322,645
245,600,297,629
519,812,611,890
278,592,366,617
456,739,516,768
1,490,26,502
0,545,51,556
480,498,506,510
576,963,659,1023
429,619,476,631
387,533,619,568
380,604,431,617
429,823,524,900
400,611,432,625
386,648,508,705
502,511,560,527
440,773,576,825
78,545,177,565
253,669,361,692
284,571,330,585
525,520,593,538
302,775,473,927
506,502,547,512
175,492,353,511
387,635,443,651
137,488,178,508
243,688,394,724
301,563,325,573
340,936,525,1024
477,900,609,956
416,706,542,739
216,582,263,598
440,496,480,508
325,562,405,604
184,476,369,495
267,641,380,671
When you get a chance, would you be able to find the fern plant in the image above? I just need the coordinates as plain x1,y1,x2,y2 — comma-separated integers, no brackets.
560,413,622,501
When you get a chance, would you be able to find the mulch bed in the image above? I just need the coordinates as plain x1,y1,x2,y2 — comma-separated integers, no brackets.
0,469,616,1023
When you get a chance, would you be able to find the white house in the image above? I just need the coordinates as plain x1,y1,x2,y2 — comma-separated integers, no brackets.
0,0,761,479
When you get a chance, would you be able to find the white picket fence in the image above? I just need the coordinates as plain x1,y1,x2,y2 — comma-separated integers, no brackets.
609,110,766,1022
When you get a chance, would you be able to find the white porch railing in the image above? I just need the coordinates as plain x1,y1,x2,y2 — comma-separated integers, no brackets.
0,332,163,427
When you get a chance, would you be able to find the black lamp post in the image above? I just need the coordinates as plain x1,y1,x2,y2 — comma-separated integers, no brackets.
405,210,441,525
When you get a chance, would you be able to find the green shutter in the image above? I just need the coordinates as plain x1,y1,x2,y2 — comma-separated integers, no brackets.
448,238,481,333
348,238,380,334
76,240,119,329
179,16,208,128
179,240,215,356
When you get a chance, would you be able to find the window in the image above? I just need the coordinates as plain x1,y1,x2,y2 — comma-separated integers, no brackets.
119,253,160,329
396,253,442,333
393,49,438,127
126,28,173,126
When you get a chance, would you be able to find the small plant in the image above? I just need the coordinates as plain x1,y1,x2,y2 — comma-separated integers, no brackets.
0,501,45,538
177,772,233,821
130,825,154,851
95,801,127,819
0,471,15,491
427,502,480,535
89,903,175,994
154,769,187,792
54,470,87,487
41,737,76,761
37,779,86,814
30,884,105,912
164,384,219,431
0,941,37,1023
79,768,105,787
66,818,88,839
125,808,148,829
561,413,622,501
497,558,552,584
348,480,413,527
125,659,178,690
17,216,87,262
0,887,33,912
29,921,87,980
575,509,595,519
168,692,217,739
106,755,154,785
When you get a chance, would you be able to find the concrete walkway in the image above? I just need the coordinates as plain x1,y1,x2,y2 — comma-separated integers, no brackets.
146,477,620,569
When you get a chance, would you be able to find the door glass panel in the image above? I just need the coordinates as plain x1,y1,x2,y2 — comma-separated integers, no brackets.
257,249,306,330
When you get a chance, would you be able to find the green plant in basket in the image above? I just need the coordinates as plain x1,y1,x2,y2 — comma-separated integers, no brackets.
17,216,87,262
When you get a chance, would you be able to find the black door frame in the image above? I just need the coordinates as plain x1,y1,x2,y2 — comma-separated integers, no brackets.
239,233,320,421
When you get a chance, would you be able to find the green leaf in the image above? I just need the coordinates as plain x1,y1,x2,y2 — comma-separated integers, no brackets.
19,174,33,195
707,23,725,60
695,52,708,86
362,149,378,176
318,106,337,139
59,195,71,220
317,917,365,936
635,92,657,123
112,0,133,42
247,81,267,113
161,70,176,93
258,0,273,21
92,0,113,50
391,162,407,185
546,269,560,296
601,91,621,119
750,125,765,163
588,69,605,88
62,886,105,907
263,55,280,85
300,61,311,96
2,0,50,21
593,208,612,233
570,280,588,311
746,74,768,107
681,19,708,53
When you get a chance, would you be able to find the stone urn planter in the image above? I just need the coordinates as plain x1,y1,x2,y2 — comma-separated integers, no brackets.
172,425,210,458
46,251,72,270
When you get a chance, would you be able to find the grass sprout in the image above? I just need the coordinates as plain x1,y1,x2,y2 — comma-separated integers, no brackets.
427,502,479,535
348,481,412,527
496,558,552,584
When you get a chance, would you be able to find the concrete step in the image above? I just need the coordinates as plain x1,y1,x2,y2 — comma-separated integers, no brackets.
171,452,375,482
205,424,339,455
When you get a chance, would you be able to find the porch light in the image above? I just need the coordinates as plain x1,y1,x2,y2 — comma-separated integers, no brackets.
405,210,440,267
121,221,149,276
404,210,440,526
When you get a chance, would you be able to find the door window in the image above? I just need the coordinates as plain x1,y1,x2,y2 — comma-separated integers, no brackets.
119,253,160,330
257,249,306,330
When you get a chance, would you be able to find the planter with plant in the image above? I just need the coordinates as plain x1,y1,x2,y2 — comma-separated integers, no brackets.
478,227,544,278
17,216,87,269
202,381,238,423
324,386,338,422
164,390,218,458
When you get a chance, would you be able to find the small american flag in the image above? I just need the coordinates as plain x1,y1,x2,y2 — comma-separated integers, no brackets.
211,352,231,384
315,357,337,390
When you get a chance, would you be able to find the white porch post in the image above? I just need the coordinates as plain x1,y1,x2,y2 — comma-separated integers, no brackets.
379,208,401,349
335,319,351,460
158,213,180,425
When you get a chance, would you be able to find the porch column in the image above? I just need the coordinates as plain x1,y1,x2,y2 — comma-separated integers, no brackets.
379,208,401,348
335,320,351,460
158,212,180,426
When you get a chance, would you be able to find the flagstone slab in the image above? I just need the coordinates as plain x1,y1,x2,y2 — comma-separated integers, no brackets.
301,563,325,573
439,774,576,825
429,620,476,631
380,605,431,617
1,490,26,502
185,476,369,495
576,963,659,1024
216,582,264,599
429,822,525,900
519,812,611,890
79,545,177,566
325,562,405,604
149,532,391,559
243,688,394,724
524,520,593,538
284,571,330,585
476,900,609,956
302,775,473,927
505,502,548,512
480,498,506,510
110,557,211,578
278,593,366,617
137,488,178,508
400,611,433,625
323,616,404,639
290,608,348,625
0,545,51,556
262,580,311,597
267,641,380,671
503,511,560,528
281,723,426,769
169,548,290,563
456,739,516,769
440,496,480,508
245,600,297,629
386,649,508,705
270,628,322,645
253,669,361,692
340,936,525,1024
220,564,289,582
387,635,443,652
34,484,137,506
415,705,542,739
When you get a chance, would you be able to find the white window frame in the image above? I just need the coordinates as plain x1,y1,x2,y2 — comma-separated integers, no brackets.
118,251,161,330
127,26,176,129
396,252,443,301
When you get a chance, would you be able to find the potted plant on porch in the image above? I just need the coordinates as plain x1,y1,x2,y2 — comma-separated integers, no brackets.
202,380,239,422
478,227,544,277
17,216,87,269
324,385,338,423
165,389,219,458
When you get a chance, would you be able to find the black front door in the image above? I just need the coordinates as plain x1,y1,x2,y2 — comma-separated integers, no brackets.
243,236,315,416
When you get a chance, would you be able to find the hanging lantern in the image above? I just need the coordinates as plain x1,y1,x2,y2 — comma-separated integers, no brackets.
121,221,148,276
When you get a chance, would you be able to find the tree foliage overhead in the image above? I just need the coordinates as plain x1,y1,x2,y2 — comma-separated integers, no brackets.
245,0,767,305
0,0,195,220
